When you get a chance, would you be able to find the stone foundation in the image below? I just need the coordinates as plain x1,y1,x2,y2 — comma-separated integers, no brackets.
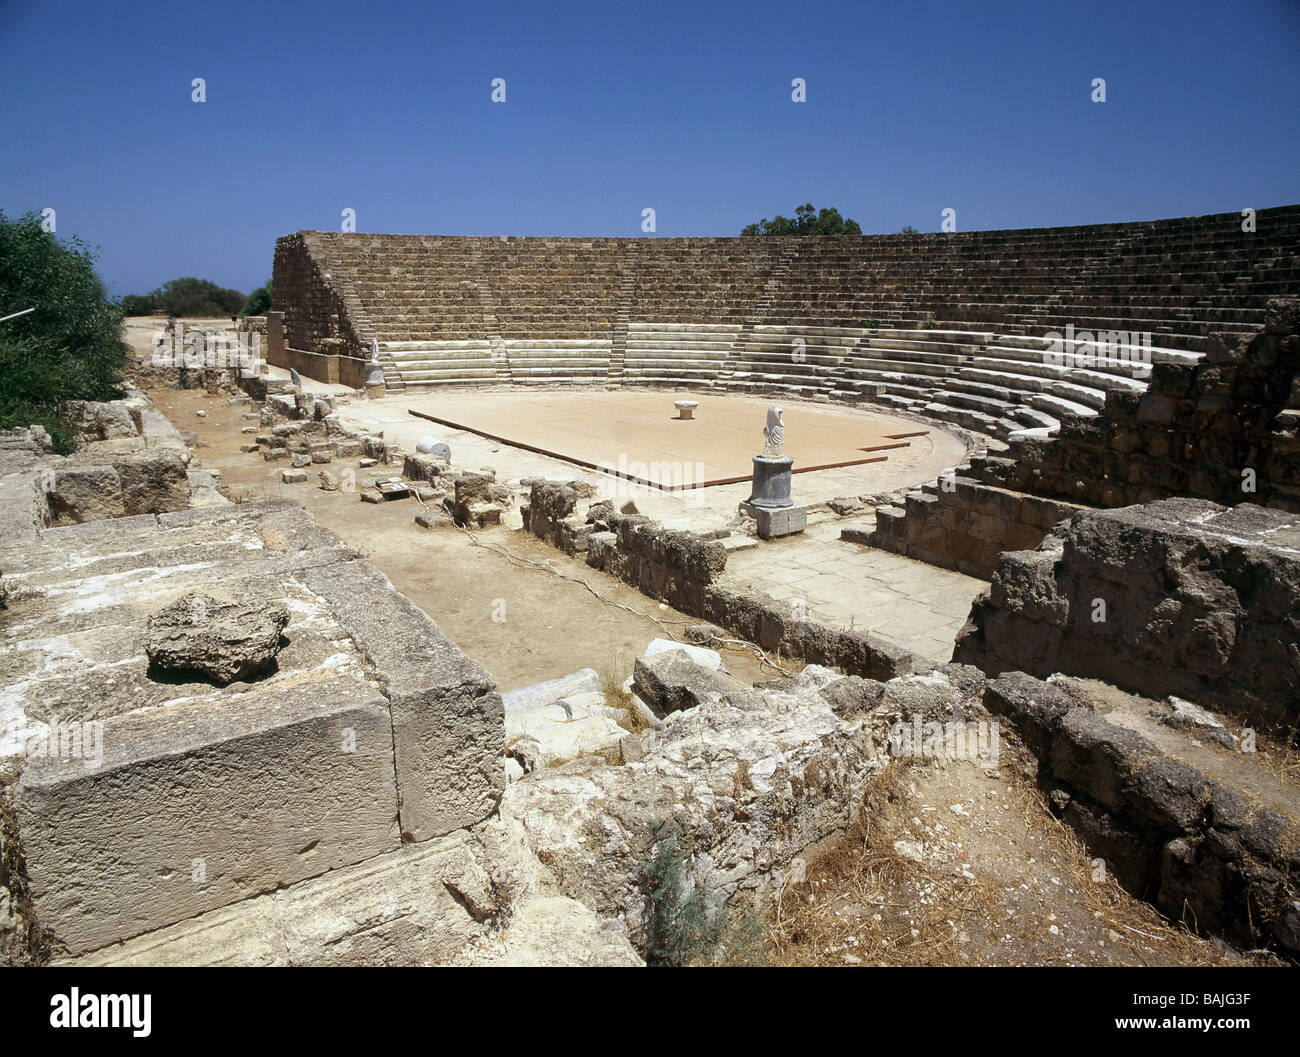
957,498,1300,732
0,501,503,956
524,480,917,681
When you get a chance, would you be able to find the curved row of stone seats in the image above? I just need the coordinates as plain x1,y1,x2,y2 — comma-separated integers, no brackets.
505,339,612,384
629,241,784,323
823,326,1208,440
484,239,625,339
621,323,739,387
932,307,1264,352
725,324,866,396
377,340,500,391
768,206,1299,340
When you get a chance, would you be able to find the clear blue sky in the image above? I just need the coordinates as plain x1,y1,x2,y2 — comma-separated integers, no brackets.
2,0,1298,297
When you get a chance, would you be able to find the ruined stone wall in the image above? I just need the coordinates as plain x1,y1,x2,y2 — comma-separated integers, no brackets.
0,392,199,536
869,476,1085,578
524,480,917,681
271,232,371,364
869,299,1300,577
956,498,1300,731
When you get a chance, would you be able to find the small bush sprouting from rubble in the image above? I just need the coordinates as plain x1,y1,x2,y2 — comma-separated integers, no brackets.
641,827,767,966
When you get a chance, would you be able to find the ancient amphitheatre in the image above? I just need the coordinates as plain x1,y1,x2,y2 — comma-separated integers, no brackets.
2,205,1299,971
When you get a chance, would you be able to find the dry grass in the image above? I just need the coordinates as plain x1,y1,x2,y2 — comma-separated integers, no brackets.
766,751,1272,967
599,662,651,734
770,762,998,966
1249,718,1300,786
992,750,1258,966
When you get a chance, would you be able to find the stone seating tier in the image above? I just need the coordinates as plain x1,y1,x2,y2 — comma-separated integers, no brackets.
271,206,1299,437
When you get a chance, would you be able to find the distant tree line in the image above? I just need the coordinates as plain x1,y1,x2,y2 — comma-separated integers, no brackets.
120,276,271,318
741,203,862,237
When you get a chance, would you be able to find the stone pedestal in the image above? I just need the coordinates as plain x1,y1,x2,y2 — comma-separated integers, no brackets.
747,455,794,508
743,455,804,537
740,502,807,539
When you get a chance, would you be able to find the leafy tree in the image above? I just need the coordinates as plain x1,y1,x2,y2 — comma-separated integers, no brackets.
0,210,127,451
151,277,246,318
0,210,128,449
900,225,920,235
118,277,248,318
741,202,862,237
241,278,272,316
119,293,157,316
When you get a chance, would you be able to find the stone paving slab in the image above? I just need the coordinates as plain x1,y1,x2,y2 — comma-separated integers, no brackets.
726,524,987,665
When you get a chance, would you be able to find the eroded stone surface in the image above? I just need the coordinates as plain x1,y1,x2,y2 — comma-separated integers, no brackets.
145,592,290,683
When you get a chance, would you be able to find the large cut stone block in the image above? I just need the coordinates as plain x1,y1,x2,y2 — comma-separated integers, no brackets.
302,561,504,840
62,832,497,967
742,501,807,539
113,449,192,514
41,466,125,525
13,677,400,955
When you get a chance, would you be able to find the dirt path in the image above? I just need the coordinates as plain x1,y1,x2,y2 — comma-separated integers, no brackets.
148,383,777,693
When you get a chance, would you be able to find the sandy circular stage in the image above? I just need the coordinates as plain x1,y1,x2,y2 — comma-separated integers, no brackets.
401,390,936,491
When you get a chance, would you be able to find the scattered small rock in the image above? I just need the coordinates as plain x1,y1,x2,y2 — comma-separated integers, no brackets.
893,840,924,863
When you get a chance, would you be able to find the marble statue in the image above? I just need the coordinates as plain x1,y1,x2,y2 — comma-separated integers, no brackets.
762,406,784,459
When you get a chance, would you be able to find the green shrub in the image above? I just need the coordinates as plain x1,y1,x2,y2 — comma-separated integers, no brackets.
119,277,247,319
0,211,127,451
118,293,157,316
641,827,768,966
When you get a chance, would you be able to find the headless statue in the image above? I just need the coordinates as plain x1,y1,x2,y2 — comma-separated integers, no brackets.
762,405,784,459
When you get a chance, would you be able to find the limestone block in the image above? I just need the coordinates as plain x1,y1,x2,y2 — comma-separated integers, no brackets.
506,692,628,769
301,561,504,840
145,592,290,683
14,679,400,955
743,502,807,539
41,466,125,525
632,651,735,716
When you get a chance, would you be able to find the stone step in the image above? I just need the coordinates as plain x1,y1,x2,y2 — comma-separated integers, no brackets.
1029,392,1099,419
